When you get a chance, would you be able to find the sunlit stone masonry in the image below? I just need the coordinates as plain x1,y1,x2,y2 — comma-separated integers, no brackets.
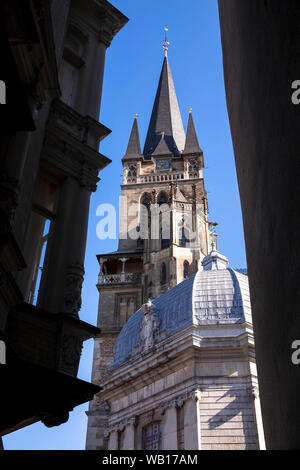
86,34,265,451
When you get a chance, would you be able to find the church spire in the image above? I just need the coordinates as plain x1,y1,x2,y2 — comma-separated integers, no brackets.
183,109,202,154
143,29,185,159
123,114,142,160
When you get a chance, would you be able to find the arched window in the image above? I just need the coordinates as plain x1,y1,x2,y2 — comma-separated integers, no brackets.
161,263,167,284
183,261,189,279
127,164,137,182
141,195,151,208
158,193,170,249
179,226,190,247
140,194,151,241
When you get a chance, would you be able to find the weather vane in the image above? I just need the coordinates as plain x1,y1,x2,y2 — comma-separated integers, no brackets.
163,27,170,56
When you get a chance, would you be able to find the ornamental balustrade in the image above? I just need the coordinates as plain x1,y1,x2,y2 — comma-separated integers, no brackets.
98,273,141,285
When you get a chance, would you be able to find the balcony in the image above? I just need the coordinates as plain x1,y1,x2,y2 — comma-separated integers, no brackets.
98,273,141,285
139,172,185,184
123,171,202,185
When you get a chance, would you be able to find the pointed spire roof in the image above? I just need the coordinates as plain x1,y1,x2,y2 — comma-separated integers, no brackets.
143,56,186,159
123,115,142,160
152,133,173,156
183,110,202,154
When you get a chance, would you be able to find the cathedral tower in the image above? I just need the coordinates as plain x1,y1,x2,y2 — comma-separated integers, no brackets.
86,36,213,450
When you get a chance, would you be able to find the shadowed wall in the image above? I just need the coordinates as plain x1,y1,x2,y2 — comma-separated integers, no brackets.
218,0,300,449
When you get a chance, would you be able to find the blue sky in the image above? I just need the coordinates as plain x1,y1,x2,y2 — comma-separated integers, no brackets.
3,0,246,450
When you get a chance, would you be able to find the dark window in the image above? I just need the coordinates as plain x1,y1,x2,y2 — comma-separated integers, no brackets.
161,263,167,284
179,227,190,247
159,195,170,249
158,193,168,205
142,196,151,207
160,224,170,249
183,261,189,279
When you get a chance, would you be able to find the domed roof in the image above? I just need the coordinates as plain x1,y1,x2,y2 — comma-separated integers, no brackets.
111,251,251,369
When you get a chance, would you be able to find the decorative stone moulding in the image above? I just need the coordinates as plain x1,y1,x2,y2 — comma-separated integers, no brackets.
105,415,139,436
105,390,203,436
158,389,202,416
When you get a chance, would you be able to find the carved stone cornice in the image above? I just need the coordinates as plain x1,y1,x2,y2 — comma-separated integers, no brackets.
80,163,100,192
158,389,203,415
98,14,118,48
97,5,128,48
43,99,111,193
105,389,203,436
105,415,139,436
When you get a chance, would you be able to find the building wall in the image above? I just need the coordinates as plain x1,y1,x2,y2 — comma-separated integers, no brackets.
102,340,262,450
200,387,258,450
217,0,300,449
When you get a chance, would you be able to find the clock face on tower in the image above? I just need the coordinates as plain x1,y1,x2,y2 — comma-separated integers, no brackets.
156,159,171,171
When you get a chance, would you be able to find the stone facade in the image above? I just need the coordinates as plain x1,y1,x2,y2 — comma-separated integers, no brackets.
100,303,265,450
86,38,265,451
86,48,215,449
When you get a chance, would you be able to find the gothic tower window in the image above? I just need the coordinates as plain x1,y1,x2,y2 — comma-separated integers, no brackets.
179,226,190,247
142,422,162,450
183,261,189,279
117,295,137,327
126,164,137,183
140,194,151,241
158,192,170,249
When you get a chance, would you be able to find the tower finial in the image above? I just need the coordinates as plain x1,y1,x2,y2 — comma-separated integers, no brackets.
163,27,170,57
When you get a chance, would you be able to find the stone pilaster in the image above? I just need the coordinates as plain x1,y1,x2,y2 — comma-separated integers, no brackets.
249,387,266,450
123,417,138,450
108,430,118,450
162,401,178,450
183,390,202,450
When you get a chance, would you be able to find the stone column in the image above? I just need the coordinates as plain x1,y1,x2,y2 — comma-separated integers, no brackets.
108,430,118,450
123,419,136,450
98,258,107,283
162,403,178,450
183,391,201,450
120,258,129,282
